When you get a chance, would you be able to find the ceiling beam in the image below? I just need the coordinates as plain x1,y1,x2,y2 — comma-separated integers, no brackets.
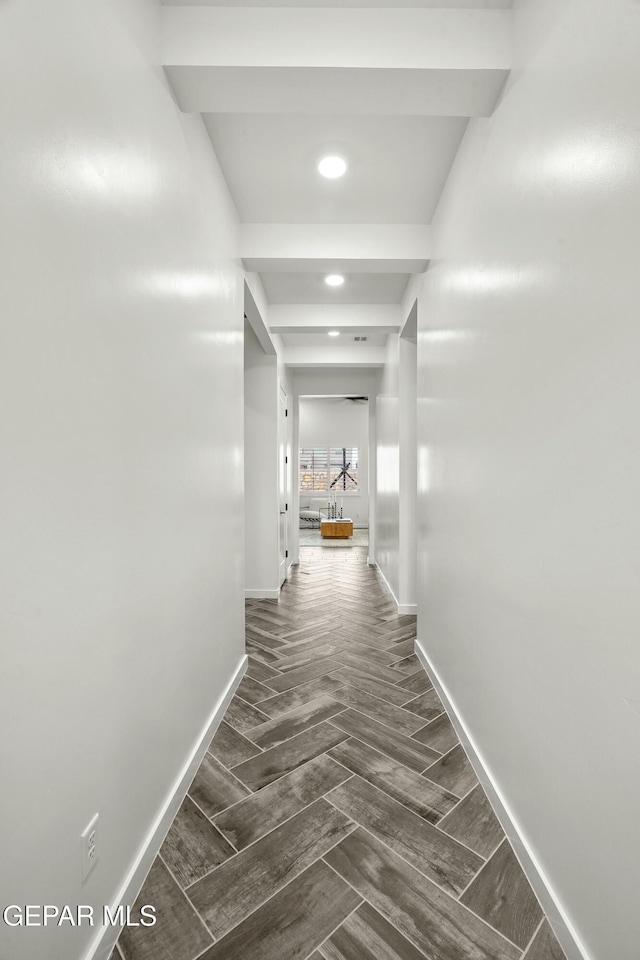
240,224,430,274
164,66,508,118
244,276,276,356
269,304,401,335
283,343,387,368
162,7,511,117
162,8,511,70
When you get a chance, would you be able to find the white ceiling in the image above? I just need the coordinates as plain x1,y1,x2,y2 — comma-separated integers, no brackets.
280,334,387,347
261,272,411,306
162,2,512,368
165,0,512,7
203,114,468,225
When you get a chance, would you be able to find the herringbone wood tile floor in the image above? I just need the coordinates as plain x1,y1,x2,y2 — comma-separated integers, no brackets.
115,547,566,960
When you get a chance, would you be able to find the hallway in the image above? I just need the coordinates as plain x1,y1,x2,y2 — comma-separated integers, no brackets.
115,549,564,960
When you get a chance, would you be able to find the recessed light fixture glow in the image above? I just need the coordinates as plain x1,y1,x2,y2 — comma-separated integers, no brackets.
317,155,347,179
325,274,344,287
328,331,340,337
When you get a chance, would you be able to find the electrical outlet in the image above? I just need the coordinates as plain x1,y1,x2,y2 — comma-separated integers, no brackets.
81,813,99,881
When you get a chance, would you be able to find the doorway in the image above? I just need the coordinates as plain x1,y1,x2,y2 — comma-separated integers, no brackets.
278,385,289,586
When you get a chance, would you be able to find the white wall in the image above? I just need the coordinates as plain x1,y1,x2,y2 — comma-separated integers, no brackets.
0,3,245,960
299,397,369,528
244,321,279,595
276,344,295,578
374,335,417,611
399,338,417,608
375,337,401,594
416,1,640,958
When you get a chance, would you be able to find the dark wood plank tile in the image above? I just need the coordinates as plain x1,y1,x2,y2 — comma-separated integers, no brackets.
188,753,250,818
397,671,433,695
245,626,288,651
461,840,543,948
523,920,567,960
439,784,504,858
333,624,409,651
214,754,352,850
246,657,282,684
422,744,478,798
328,739,458,824
230,721,349,791
412,713,459,754
224,696,270,733
329,710,441,773
375,623,417,641
404,687,445,722
387,654,422,676
236,674,276,704
276,625,333,647
332,638,406,666
318,901,426,960
198,860,362,960
159,796,235,888
329,667,416,707
276,644,341,672
382,613,417,627
266,658,344,693
328,776,483,896
331,686,425,736
257,674,346,720
206,720,261,768
118,859,212,960
244,695,347,750
188,799,355,938
384,637,415,659
325,830,520,960
245,640,283,665
330,650,406,684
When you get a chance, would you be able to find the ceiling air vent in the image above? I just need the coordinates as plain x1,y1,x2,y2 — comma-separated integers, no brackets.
353,336,368,342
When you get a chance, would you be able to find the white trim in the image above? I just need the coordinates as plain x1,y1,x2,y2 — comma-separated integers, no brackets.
371,562,417,615
83,654,247,960
245,588,280,599
414,639,591,960
372,561,399,608
398,602,418,615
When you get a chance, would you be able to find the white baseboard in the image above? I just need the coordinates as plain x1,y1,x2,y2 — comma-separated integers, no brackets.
371,562,417,615
397,602,418,615
245,588,280,599
414,639,591,960
84,654,247,960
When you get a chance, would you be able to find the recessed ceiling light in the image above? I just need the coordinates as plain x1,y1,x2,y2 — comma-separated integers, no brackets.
318,155,347,179
328,331,340,337
325,274,344,287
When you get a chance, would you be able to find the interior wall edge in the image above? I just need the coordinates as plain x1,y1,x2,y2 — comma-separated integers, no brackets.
82,654,248,960
414,640,591,960
370,561,399,614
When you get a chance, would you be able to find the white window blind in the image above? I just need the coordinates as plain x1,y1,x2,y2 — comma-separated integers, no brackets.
299,448,329,492
299,447,359,493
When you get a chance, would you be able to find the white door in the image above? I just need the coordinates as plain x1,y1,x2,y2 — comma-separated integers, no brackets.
278,386,288,586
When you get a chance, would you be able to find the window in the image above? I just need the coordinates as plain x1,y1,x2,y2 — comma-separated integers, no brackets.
299,447,359,493
330,447,358,491
299,448,329,492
